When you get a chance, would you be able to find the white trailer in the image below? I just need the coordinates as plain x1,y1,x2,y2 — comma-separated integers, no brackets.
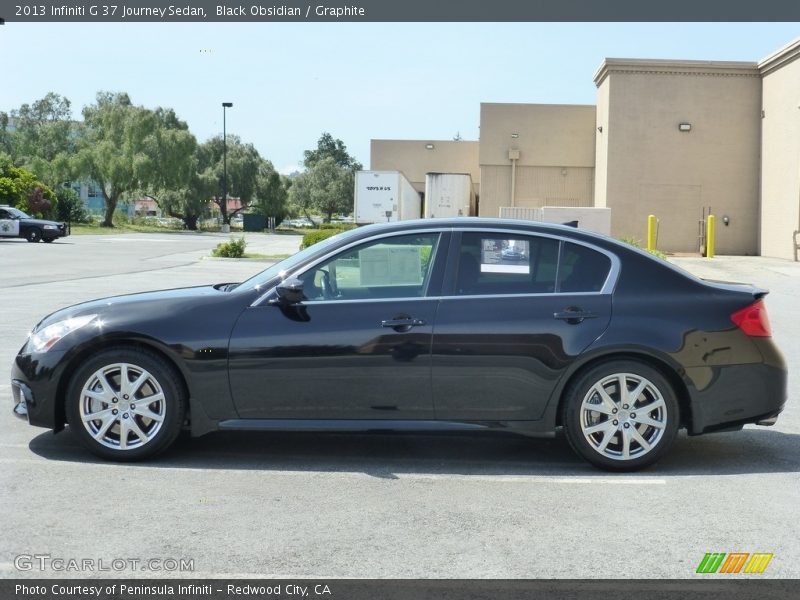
424,173,476,219
354,171,421,224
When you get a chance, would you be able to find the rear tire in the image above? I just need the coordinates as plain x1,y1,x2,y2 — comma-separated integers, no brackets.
562,360,679,471
26,228,41,243
66,347,186,461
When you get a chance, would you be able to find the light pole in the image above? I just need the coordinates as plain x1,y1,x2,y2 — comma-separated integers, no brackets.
221,102,233,232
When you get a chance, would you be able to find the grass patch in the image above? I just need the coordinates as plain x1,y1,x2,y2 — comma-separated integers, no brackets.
242,253,291,261
69,223,187,235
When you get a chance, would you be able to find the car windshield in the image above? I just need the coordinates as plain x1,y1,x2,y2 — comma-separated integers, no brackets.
7,208,30,219
235,227,366,291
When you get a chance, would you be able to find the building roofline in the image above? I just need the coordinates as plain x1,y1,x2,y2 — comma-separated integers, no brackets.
593,58,760,86
370,138,478,145
480,101,595,109
758,37,800,75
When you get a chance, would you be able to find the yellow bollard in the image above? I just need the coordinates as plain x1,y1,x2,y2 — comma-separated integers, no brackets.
706,215,715,258
646,215,657,252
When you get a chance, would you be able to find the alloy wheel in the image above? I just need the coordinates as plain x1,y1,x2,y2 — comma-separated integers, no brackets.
78,362,166,450
579,372,667,461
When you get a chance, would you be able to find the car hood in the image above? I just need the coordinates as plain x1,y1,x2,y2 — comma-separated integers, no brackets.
34,285,227,331
22,218,64,227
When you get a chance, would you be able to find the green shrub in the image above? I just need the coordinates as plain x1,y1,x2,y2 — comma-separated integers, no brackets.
55,188,90,223
301,228,341,249
212,237,247,258
618,236,667,260
319,222,357,231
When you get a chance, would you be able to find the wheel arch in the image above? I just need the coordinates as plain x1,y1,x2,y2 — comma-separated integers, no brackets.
54,338,192,430
552,350,693,431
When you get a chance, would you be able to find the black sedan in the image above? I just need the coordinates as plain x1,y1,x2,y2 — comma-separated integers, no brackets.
10,219,786,470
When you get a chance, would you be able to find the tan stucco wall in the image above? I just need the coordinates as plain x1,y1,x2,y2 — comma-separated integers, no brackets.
594,80,610,209
369,139,479,195
594,60,762,254
759,41,800,260
478,103,596,217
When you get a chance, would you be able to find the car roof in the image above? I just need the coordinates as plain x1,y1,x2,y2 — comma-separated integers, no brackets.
353,217,615,245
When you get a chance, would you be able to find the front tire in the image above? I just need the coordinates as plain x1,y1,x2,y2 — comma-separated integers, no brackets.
562,360,679,471
26,228,41,242
66,347,186,461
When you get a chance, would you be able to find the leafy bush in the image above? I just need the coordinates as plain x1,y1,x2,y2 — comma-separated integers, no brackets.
319,222,357,231
55,188,90,223
619,236,667,260
212,237,247,258
301,228,341,249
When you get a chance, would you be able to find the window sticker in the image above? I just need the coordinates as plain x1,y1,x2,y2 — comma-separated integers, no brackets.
359,246,424,286
480,239,530,274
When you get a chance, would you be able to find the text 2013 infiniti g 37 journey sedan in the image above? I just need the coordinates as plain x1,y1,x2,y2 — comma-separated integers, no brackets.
11,219,787,470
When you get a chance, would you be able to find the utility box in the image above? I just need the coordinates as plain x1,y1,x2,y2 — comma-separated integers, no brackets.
424,173,476,219
499,206,612,236
354,171,421,224
243,213,267,232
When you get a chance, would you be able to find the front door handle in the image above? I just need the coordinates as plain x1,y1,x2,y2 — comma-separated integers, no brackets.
554,307,598,324
381,317,426,332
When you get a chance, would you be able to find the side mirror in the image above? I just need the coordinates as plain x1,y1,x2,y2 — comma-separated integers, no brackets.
274,277,304,305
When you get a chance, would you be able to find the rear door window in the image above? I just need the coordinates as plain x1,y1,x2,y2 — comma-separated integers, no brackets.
455,232,560,295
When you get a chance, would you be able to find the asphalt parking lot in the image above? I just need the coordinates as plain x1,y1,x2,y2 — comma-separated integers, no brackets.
0,234,798,579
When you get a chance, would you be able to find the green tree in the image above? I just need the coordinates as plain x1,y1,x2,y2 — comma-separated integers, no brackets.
303,132,363,171
8,93,76,187
76,92,144,226
77,92,194,227
0,154,55,214
198,135,262,225
0,112,12,155
55,187,89,223
155,166,216,231
135,107,199,228
252,161,289,223
289,157,353,223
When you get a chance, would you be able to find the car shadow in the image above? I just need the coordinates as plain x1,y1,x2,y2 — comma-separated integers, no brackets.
27,426,800,477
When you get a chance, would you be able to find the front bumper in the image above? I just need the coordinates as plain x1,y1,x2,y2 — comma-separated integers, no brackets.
10,350,68,430
11,379,32,420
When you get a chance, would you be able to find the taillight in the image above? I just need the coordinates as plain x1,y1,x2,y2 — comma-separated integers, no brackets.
731,300,772,337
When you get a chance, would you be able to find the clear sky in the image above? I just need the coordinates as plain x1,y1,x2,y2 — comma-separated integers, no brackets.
1,22,798,173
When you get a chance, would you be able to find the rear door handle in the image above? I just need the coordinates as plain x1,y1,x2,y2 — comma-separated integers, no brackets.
381,317,426,331
554,308,598,324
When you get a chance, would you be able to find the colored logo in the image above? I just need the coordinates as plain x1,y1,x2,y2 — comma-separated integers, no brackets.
696,552,773,574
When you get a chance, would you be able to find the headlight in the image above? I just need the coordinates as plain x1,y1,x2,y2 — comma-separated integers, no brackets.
43,224,58,230
28,314,97,353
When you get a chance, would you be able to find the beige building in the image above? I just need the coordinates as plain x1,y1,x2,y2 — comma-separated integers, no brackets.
594,59,762,255
479,103,596,219
370,37,800,259
759,39,800,261
369,139,480,196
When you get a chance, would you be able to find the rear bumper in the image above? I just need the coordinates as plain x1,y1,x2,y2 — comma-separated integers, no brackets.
685,361,787,435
